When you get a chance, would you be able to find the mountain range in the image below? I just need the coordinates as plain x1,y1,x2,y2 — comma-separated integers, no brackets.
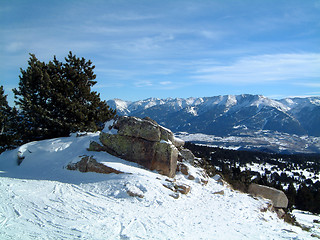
107,94,320,153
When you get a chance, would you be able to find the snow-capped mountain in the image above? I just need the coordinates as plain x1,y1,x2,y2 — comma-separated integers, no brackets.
107,94,320,153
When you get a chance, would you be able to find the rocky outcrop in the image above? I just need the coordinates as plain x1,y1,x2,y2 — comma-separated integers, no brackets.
248,183,288,208
97,116,185,178
66,156,123,174
162,179,191,196
179,148,195,164
176,162,209,185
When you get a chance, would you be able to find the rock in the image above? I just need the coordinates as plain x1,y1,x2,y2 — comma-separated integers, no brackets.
248,183,288,208
176,183,191,194
113,116,183,147
188,175,195,180
200,178,208,185
179,148,195,164
100,133,155,163
17,151,25,165
76,132,87,137
311,234,320,239
172,137,185,148
153,141,179,178
162,182,176,192
99,116,181,178
87,141,106,152
213,190,224,195
170,192,180,199
276,208,286,219
66,156,123,174
178,163,189,175
213,174,224,185
126,185,144,198
114,116,161,142
126,190,144,198
260,203,273,212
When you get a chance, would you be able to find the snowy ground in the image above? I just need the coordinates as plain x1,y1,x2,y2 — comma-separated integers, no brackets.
176,131,320,154
0,132,317,239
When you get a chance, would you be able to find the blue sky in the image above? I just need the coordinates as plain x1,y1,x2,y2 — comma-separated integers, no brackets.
1,0,320,105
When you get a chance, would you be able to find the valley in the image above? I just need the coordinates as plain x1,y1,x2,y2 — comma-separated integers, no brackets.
108,94,320,154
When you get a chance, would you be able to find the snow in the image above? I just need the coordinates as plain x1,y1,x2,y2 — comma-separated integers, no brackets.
102,120,118,135
175,131,320,154
293,210,320,236
0,133,316,239
187,106,198,116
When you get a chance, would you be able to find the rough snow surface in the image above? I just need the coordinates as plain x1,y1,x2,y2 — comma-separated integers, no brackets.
0,133,316,239
102,120,118,135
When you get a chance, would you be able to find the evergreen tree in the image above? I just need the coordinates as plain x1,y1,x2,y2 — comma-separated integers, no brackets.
0,85,9,135
286,182,297,209
0,86,17,152
296,183,315,212
13,52,116,141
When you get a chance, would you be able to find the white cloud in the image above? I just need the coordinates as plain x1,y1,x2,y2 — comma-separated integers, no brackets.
134,80,153,88
159,81,172,85
194,53,320,84
99,13,161,22
294,82,320,88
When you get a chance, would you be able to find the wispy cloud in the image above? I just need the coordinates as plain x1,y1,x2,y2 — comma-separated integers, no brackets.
99,13,161,22
134,80,153,88
194,53,320,84
294,82,320,88
159,81,172,86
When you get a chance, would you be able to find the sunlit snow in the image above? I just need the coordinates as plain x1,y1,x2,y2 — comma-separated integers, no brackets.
0,133,317,239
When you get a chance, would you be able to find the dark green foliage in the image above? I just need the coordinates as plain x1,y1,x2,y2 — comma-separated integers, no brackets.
0,86,18,152
296,184,315,212
0,85,9,134
13,52,116,141
185,142,320,214
286,182,297,209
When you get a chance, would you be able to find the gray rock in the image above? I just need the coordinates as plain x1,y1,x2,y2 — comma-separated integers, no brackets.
66,156,123,174
114,116,161,142
179,148,195,164
113,116,184,147
99,116,180,178
248,183,288,208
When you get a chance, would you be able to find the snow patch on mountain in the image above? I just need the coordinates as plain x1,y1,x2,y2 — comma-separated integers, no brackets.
107,94,320,153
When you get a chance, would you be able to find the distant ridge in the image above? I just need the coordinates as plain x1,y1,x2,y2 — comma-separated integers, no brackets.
108,94,320,137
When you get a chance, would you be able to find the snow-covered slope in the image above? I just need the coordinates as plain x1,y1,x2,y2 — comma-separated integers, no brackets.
0,132,317,239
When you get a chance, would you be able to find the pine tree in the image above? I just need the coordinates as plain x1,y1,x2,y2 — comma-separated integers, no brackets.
0,85,9,135
286,182,296,209
13,52,116,141
296,183,315,212
0,86,17,152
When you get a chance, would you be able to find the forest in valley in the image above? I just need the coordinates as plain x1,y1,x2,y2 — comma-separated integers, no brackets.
185,142,320,214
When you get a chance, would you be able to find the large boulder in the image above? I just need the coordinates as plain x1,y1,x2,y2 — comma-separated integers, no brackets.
66,156,123,174
114,116,162,142
248,183,288,208
179,148,195,164
98,116,182,178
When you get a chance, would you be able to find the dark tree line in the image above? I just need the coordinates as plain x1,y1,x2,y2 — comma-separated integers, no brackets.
0,52,116,152
185,142,320,214
0,86,19,152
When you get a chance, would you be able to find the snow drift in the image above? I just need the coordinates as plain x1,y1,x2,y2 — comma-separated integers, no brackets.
0,132,317,239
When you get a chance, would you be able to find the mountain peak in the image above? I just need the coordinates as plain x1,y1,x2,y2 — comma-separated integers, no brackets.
107,94,320,153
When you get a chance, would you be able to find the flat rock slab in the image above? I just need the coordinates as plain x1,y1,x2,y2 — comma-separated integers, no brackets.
248,183,288,208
